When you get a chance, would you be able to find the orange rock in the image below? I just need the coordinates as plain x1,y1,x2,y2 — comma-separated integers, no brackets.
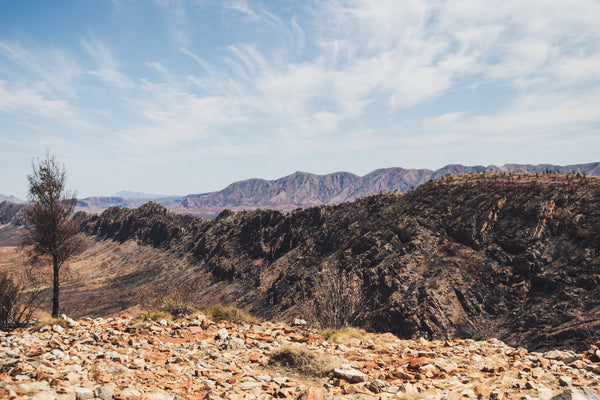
408,357,428,370
304,387,324,400
362,361,377,370
474,386,492,398
249,352,260,363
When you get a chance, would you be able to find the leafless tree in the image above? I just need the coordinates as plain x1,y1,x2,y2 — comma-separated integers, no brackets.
24,152,83,317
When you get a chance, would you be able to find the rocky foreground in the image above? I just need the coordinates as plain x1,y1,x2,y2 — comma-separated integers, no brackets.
1,315,600,400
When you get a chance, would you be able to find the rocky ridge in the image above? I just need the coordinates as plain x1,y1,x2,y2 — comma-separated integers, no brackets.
175,163,600,217
2,314,600,400
74,173,600,352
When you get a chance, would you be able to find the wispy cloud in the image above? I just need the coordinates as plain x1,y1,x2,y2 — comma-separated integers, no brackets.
81,36,133,89
153,0,190,46
2,0,599,197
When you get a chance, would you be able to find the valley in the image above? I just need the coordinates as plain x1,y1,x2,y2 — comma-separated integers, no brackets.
2,172,599,353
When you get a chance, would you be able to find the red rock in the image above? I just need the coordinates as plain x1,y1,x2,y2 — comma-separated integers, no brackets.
304,387,324,400
474,386,492,397
408,357,428,370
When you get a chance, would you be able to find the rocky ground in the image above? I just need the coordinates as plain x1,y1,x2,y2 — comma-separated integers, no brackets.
1,315,600,400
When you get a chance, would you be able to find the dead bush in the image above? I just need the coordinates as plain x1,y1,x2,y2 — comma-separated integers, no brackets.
300,268,369,330
128,310,172,329
205,304,260,324
137,280,200,317
269,343,341,377
31,317,69,332
0,266,44,331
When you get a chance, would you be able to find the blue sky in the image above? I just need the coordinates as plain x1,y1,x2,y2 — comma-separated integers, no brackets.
1,0,599,199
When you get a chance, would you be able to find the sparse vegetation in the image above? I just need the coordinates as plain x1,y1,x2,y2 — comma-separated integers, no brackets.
269,343,341,377
301,268,368,330
204,304,260,324
137,281,200,317
0,267,44,331
321,326,368,343
31,316,69,332
128,310,173,329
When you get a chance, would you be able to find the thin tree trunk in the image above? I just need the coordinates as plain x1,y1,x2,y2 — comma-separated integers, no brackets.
52,256,59,318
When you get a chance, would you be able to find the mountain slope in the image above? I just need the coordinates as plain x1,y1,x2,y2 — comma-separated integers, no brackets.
79,172,600,351
178,163,600,217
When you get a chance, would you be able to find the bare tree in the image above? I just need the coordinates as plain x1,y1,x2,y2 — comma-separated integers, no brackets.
24,152,83,318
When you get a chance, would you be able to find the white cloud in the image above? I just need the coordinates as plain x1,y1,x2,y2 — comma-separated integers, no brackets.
81,37,133,89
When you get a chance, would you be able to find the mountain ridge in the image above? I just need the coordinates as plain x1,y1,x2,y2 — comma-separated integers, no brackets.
5,162,600,218
177,162,600,217
72,172,600,351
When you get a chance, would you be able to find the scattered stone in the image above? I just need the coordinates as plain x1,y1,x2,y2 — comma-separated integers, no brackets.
551,388,600,400
0,314,599,400
216,328,229,341
292,319,307,327
368,379,387,393
559,376,573,387
94,384,115,400
333,367,368,383
74,386,94,400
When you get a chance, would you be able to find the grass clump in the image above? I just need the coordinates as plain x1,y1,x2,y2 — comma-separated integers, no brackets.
321,327,368,343
321,327,400,350
204,304,260,324
128,310,172,329
269,343,341,377
159,298,196,317
31,317,69,332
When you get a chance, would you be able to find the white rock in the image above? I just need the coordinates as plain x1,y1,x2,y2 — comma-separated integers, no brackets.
551,388,600,400
333,367,368,383
74,387,94,400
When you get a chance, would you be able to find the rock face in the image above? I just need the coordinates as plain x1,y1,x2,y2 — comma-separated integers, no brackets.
76,173,600,352
1,315,600,400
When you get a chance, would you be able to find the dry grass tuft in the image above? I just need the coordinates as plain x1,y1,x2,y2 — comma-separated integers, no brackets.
31,317,69,332
321,327,400,350
204,304,260,324
321,326,368,343
269,343,341,377
128,310,172,329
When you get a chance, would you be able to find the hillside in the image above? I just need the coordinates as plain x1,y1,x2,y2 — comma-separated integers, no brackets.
68,172,600,352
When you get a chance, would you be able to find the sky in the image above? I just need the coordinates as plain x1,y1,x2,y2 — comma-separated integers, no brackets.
1,0,599,199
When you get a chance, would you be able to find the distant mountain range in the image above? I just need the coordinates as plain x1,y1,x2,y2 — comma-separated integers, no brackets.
174,162,600,217
0,194,24,204
3,162,600,218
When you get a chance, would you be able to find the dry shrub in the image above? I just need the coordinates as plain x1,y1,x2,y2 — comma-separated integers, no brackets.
321,327,368,343
31,317,69,332
269,343,341,377
128,310,172,329
205,304,260,324
300,269,369,330
0,266,45,331
137,280,200,317
321,327,399,350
